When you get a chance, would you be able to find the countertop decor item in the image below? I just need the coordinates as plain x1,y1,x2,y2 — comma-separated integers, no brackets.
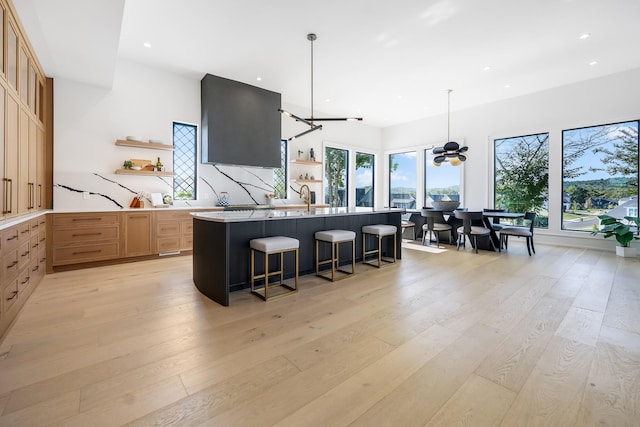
431,200,461,211
217,192,229,207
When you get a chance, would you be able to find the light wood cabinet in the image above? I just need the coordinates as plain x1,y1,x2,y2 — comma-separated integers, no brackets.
52,213,121,265
1,215,46,340
4,93,19,217
155,210,198,254
124,212,152,257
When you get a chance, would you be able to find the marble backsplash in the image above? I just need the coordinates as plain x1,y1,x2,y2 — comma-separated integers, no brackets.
53,163,302,210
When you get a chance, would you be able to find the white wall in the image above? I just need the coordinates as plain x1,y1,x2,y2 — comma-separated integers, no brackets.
53,59,382,210
382,67,640,250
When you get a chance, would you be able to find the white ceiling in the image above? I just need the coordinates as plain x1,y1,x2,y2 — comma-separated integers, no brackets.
13,0,640,128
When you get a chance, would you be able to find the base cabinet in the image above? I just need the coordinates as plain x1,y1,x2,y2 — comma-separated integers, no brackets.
124,212,152,257
52,213,121,265
1,215,47,340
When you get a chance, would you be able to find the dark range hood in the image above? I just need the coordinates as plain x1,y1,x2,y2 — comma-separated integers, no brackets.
201,74,282,168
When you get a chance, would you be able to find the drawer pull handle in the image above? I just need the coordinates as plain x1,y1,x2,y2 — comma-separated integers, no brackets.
72,232,102,237
71,250,102,255
40,237,46,242
32,224,39,229
21,251,30,257
7,260,18,268
21,229,30,234
72,218,102,222
7,235,18,241
32,265,39,272
32,243,39,248
21,277,29,285
7,291,18,301
40,257,46,263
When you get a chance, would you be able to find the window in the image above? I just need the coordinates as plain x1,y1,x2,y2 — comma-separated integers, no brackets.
494,133,549,227
389,151,416,209
173,122,197,200
273,140,288,199
355,152,374,207
424,150,461,208
562,120,638,231
325,147,348,207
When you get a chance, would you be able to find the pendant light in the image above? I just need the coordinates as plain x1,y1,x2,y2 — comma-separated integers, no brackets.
280,33,363,141
432,89,468,166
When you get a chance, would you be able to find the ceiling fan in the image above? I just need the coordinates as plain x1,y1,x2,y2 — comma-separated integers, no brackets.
280,33,363,141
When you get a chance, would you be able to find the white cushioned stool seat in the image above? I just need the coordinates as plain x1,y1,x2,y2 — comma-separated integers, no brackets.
250,236,299,252
315,230,356,243
314,230,356,281
362,224,397,268
362,224,397,236
249,236,299,301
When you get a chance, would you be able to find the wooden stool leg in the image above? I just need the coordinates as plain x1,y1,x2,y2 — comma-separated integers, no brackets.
251,248,255,293
264,251,269,300
378,235,382,267
351,238,355,274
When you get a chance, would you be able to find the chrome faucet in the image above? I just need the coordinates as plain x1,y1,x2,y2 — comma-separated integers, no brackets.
299,184,311,212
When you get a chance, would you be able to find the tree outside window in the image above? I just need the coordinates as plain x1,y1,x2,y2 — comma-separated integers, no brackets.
325,147,348,207
494,133,549,227
562,121,638,231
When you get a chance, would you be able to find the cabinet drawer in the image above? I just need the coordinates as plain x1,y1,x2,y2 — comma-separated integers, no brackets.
31,218,42,232
18,241,30,270
18,266,31,293
2,251,19,282
2,228,20,252
155,210,194,221
53,213,119,227
3,279,19,313
53,242,120,265
18,222,31,240
53,225,119,244
181,220,193,234
181,236,193,251
157,237,181,253
30,235,40,254
157,222,181,236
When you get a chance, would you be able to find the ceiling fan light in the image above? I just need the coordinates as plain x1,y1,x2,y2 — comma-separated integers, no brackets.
450,157,462,166
433,160,442,167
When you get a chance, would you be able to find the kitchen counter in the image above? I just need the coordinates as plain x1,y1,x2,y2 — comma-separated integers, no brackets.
192,206,394,223
192,207,403,306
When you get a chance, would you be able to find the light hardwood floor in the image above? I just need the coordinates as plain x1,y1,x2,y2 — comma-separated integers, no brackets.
0,241,639,426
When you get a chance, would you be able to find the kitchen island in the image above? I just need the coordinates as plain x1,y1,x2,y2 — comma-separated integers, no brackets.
192,207,403,306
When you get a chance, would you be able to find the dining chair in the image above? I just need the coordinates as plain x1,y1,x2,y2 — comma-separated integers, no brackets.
499,212,536,255
421,209,452,247
454,210,496,253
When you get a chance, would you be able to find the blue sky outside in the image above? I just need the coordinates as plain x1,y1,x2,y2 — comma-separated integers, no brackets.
390,151,417,190
563,121,638,181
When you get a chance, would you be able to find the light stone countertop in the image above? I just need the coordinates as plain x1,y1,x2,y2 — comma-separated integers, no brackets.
192,207,404,223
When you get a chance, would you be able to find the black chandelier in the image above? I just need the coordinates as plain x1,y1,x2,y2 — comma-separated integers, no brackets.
280,33,363,141
432,89,468,166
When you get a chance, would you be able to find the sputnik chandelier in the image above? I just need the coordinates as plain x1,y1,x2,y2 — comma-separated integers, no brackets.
432,89,468,166
280,33,363,141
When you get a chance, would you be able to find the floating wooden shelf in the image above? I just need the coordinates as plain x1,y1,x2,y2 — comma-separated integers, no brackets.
115,169,175,177
115,139,174,151
291,160,322,165
292,179,322,183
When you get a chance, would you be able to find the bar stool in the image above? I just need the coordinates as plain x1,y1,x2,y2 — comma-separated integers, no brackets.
362,224,397,267
315,230,356,281
250,236,299,301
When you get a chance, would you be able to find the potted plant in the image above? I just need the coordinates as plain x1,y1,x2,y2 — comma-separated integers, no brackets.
122,159,133,170
591,214,640,257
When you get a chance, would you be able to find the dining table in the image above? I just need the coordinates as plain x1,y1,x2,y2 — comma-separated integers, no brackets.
481,211,525,250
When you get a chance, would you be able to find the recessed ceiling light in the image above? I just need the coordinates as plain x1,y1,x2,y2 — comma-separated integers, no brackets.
143,42,152,48
256,77,262,81
579,33,591,40
325,98,331,103
504,84,511,89
483,66,491,71
589,61,598,66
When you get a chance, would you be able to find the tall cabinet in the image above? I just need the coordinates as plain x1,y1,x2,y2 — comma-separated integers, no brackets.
1,3,47,219
0,0,51,340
